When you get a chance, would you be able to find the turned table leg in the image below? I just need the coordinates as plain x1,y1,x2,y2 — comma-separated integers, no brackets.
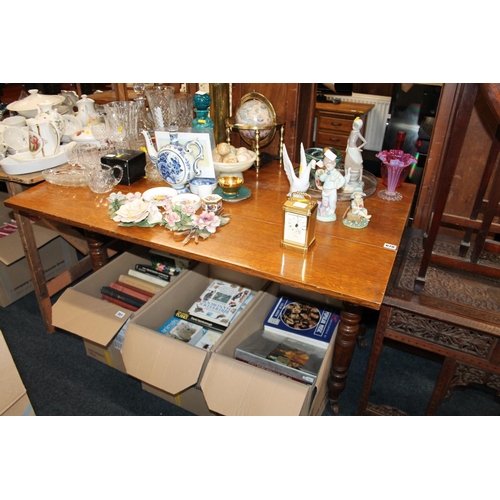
328,301,363,414
85,231,109,271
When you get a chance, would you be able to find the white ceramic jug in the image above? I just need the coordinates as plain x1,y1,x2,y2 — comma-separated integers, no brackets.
75,95,97,127
36,103,65,137
26,117,61,157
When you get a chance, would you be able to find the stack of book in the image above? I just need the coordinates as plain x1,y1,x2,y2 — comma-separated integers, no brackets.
100,250,191,312
157,279,254,351
235,296,340,385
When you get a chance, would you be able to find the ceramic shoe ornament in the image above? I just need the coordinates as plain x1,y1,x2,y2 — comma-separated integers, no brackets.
283,143,315,196
142,124,204,194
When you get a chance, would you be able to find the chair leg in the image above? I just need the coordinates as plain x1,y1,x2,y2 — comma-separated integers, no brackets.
425,356,457,415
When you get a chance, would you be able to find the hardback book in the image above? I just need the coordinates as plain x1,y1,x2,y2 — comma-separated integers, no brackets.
118,274,164,295
101,286,146,310
134,263,172,282
109,280,154,303
101,295,140,312
149,249,191,271
235,328,328,385
188,280,253,329
157,315,207,342
263,296,340,348
127,269,169,288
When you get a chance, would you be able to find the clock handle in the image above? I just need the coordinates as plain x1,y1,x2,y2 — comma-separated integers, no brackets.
289,191,312,202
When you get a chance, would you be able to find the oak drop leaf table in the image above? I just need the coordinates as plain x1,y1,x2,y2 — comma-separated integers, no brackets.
5,161,415,413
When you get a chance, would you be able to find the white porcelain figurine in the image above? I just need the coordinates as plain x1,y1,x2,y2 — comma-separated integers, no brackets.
316,149,350,222
283,143,315,196
344,117,367,194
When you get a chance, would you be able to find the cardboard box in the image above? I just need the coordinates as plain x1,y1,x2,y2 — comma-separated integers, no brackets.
121,262,269,408
52,247,178,370
0,193,79,308
0,329,35,416
200,283,342,416
141,382,215,416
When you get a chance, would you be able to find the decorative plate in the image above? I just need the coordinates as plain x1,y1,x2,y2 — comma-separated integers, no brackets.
63,115,82,136
142,187,178,206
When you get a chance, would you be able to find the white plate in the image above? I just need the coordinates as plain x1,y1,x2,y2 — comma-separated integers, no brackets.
63,115,82,136
0,142,74,175
142,187,178,205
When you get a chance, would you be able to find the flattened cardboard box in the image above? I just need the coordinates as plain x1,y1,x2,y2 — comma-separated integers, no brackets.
0,330,35,416
122,262,269,402
200,283,342,416
52,248,178,369
0,192,78,307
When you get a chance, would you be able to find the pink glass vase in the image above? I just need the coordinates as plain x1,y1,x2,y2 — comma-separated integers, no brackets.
376,149,417,202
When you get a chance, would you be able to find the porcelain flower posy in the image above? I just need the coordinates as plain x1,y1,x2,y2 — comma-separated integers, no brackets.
107,190,230,244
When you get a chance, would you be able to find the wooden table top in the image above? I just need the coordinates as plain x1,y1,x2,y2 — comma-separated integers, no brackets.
4,161,415,310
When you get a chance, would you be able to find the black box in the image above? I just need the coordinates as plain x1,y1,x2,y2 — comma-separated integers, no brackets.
101,149,146,186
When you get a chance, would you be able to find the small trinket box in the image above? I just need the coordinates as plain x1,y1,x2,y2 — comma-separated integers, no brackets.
101,149,146,186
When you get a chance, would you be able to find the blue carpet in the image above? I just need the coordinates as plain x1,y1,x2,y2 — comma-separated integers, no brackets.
1,287,499,416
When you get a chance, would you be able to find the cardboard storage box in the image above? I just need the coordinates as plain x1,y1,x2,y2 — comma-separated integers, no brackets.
141,382,215,416
52,247,178,372
0,192,79,308
0,330,35,416
121,262,269,414
200,282,342,416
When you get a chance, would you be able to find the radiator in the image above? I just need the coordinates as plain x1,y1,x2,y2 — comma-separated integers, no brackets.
327,93,392,151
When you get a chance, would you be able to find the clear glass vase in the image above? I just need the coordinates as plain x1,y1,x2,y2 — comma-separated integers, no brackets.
145,85,175,130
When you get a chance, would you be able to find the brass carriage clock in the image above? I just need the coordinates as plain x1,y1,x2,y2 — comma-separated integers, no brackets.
281,192,318,253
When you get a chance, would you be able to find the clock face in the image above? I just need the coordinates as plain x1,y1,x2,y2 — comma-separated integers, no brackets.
284,212,307,245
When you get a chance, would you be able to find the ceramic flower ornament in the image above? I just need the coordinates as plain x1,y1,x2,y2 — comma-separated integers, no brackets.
107,191,230,245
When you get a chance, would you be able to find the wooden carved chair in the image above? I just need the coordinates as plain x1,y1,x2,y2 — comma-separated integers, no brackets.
414,83,500,294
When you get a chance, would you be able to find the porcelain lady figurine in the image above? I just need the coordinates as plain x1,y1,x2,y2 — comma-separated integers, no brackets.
316,150,350,222
343,117,367,194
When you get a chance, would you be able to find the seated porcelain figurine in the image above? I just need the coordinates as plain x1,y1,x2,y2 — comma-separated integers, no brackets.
342,187,371,228
344,117,367,194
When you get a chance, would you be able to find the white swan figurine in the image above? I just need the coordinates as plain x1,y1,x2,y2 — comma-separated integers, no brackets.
283,143,315,196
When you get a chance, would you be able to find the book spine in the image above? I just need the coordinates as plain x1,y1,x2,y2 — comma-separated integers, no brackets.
134,263,172,281
149,261,182,275
173,310,227,333
101,286,146,310
264,326,330,348
109,281,154,302
118,274,163,295
101,295,139,312
235,354,314,385
127,269,169,288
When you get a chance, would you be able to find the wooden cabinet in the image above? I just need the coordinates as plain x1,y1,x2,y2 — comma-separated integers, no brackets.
313,102,374,152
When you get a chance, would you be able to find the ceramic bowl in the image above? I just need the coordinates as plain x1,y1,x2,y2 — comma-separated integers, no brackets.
213,149,257,177
218,175,244,196
6,89,65,118
189,177,218,195
3,126,29,151
171,193,202,212
305,147,342,166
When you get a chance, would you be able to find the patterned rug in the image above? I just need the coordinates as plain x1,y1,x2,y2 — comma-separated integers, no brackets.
395,230,500,315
